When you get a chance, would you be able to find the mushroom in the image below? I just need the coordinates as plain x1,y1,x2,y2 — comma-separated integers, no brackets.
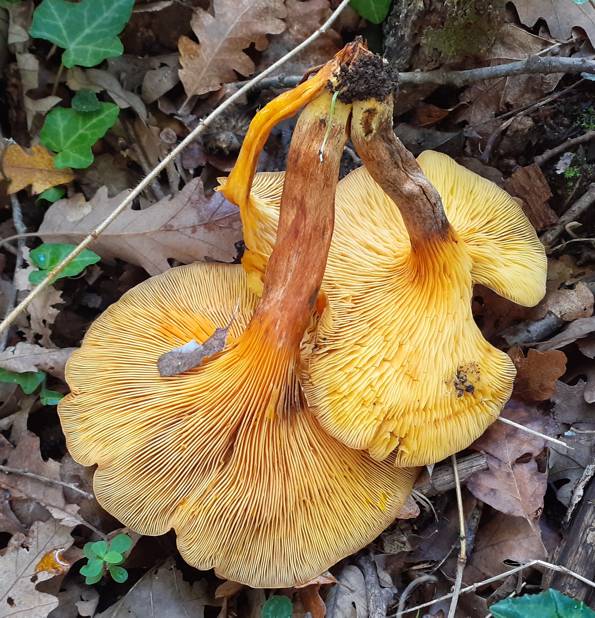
58,57,417,588
224,73,546,467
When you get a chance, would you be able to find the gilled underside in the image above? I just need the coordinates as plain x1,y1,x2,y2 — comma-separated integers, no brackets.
60,252,416,588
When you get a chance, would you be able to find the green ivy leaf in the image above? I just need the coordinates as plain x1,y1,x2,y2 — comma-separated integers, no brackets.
0,369,45,395
108,565,129,583
37,186,66,203
84,572,103,585
80,558,104,578
29,0,135,68
349,0,391,23
490,589,595,618
72,90,102,112
40,103,119,169
40,386,64,406
28,243,101,285
110,533,133,554
261,595,293,618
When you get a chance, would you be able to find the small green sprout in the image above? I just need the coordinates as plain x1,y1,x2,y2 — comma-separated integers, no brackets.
80,533,133,585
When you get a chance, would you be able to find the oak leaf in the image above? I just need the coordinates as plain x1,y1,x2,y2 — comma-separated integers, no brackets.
178,0,286,99
2,144,74,194
39,179,242,275
508,347,567,401
0,342,74,381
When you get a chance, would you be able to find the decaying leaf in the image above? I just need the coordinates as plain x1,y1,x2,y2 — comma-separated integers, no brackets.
39,179,242,275
178,0,286,100
508,347,567,401
0,342,74,380
0,519,74,618
549,431,594,506
2,143,74,194
537,282,594,322
537,316,595,351
325,565,367,618
551,379,595,425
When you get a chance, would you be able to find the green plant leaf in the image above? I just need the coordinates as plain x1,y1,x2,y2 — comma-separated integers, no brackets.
40,103,119,169
80,558,104,578
261,595,293,618
0,369,45,395
83,542,97,560
89,540,108,558
37,186,66,203
110,533,133,554
108,565,128,583
84,572,103,585
29,0,135,68
349,0,391,24
28,243,101,285
40,387,64,406
103,551,123,564
490,589,595,618
72,90,102,112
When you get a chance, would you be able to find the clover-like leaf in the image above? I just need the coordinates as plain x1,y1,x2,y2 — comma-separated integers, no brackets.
103,550,124,564
110,533,133,554
83,542,97,560
40,387,64,406
30,0,135,68
349,0,391,23
28,243,101,285
80,558,104,579
108,565,128,583
89,540,108,558
37,186,66,203
40,103,119,169
84,572,103,585
0,369,45,395
490,589,595,618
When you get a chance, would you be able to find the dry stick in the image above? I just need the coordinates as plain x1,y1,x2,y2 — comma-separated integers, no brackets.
541,183,595,249
534,130,595,166
447,454,467,618
0,464,94,500
400,560,595,615
0,0,352,338
497,417,572,449
396,575,438,618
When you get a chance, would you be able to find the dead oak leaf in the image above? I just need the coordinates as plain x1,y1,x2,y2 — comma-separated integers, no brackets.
2,144,74,194
39,179,242,276
0,342,74,381
178,0,286,99
508,347,567,401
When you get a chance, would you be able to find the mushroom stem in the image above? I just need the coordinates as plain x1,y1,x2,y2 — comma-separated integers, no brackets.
350,97,450,247
250,92,350,348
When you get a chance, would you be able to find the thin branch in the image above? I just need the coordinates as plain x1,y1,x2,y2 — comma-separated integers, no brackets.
396,575,438,618
0,464,94,500
447,454,467,618
415,452,488,497
534,130,595,166
497,417,572,449
400,560,595,615
0,0,352,338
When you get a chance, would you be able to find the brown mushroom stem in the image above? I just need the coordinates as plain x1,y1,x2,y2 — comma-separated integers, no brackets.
350,97,450,247
249,92,350,349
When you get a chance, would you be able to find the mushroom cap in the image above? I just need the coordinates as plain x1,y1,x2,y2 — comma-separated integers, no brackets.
59,262,416,588
237,152,546,466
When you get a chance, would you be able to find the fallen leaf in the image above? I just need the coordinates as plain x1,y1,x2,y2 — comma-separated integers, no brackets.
2,144,74,194
512,0,595,46
537,316,595,351
578,337,595,359
549,430,594,506
96,557,212,617
325,565,367,618
551,380,595,425
178,0,286,100
0,343,74,380
508,347,567,401
537,282,594,322
39,180,242,275
0,519,74,618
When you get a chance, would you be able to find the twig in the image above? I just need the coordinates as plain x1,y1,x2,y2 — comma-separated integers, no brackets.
399,560,595,615
0,464,94,500
415,452,488,497
122,119,164,201
447,454,467,618
534,130,595,166
0,0,352,339
396,575,438,618
497,417,572,449
357,552,391,618
541,183,595,249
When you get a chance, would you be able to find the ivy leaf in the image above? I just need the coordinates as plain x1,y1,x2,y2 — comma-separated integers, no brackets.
490,589,595,618
261,596,293,618
40,103,119,169
28,243,101,285
108,565,129,583
110,533,133,554
29,0,135,68
80,558,104,578
40,387,64,406
72,90,102,112
0,368,45,395
37,186,66,203
349,0,391,23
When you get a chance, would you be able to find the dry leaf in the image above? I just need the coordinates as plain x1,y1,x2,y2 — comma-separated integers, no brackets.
39,179,242,275
0,342,74,380
508,347,567,401
537,282,594,322
512,0,595,45
325,565,367,618
2,144,74,194
537,316,595,351
549,431,594,506
0,519,74,618
178,0,286,99
551,379,594,425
